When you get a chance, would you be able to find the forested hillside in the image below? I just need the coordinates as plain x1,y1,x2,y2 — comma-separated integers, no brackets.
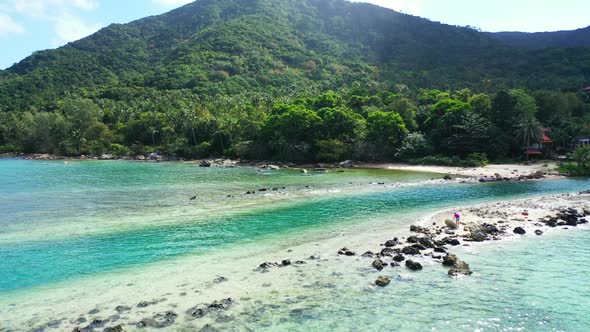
488,26,590,49
0,0,589,163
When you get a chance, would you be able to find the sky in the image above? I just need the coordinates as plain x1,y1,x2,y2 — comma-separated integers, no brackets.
0,0,589,69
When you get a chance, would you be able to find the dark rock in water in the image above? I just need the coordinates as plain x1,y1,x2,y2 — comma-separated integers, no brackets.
372,259,385,271
405,260,423,271
433,247,447,253
513,227,526,235
566,219,578,226
189,195,197,200
281,259,291,266
443,174,452,180
393,254,405,262
442,254,458,267
104,325,124,332
406,236,419,243
258,188,268,192
401,246,420,255
418,237,434,248
375,276,391,287
390,262,400,267
294,260,307,265
534,230,544,236
443,254,472,276
213,276,228,283
579,218,588,224
199,160,211,167
88,309,100,315
309,254,320,260
384,238,399,247
115,305,131,313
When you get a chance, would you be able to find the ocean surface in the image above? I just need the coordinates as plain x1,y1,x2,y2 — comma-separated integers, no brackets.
0,158,589,331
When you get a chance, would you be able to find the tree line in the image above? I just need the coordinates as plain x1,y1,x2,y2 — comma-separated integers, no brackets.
1,84,589,165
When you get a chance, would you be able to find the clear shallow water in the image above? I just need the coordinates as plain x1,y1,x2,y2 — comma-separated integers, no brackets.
1,159,590,331
236,228,590,332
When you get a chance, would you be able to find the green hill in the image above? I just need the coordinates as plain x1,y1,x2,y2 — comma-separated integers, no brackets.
1,0,589,112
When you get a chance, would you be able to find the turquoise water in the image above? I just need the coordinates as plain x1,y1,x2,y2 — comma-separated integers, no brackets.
240,228,590,331
1,159,590,331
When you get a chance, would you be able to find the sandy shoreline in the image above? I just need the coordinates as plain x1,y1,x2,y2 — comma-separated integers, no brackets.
1,189,589,331
359,162,562,179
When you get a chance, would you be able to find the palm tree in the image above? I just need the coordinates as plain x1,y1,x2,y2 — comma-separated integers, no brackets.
514,115,542,163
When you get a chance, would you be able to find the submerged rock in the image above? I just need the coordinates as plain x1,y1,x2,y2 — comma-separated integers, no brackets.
114,306,131,313
534,230,544,236
213,276,228,283
375,276,391,287
104,325,124,332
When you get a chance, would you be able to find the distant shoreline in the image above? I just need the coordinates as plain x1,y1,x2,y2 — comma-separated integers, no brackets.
2,152,566,182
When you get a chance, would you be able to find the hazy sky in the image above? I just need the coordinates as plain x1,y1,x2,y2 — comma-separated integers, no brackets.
0,0,588,69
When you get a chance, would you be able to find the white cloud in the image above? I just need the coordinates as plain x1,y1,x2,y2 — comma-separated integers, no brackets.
151,0,194,7
353,0,422,15
1,0,102,45
53,13,101,44
0,13,24,36
9,0,97,17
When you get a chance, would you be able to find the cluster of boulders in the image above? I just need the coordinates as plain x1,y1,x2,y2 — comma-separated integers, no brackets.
67,297,236,331
478,171,547,183
185,298,234,319
541,207,589,227
335,224,475,287
255,259,307,272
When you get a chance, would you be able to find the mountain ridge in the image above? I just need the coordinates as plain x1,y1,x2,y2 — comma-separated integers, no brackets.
1,0,589,112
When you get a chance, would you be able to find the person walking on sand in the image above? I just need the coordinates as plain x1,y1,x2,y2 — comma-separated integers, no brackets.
454,212,461,226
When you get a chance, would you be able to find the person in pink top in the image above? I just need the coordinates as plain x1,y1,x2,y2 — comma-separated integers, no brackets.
454,212,461,226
